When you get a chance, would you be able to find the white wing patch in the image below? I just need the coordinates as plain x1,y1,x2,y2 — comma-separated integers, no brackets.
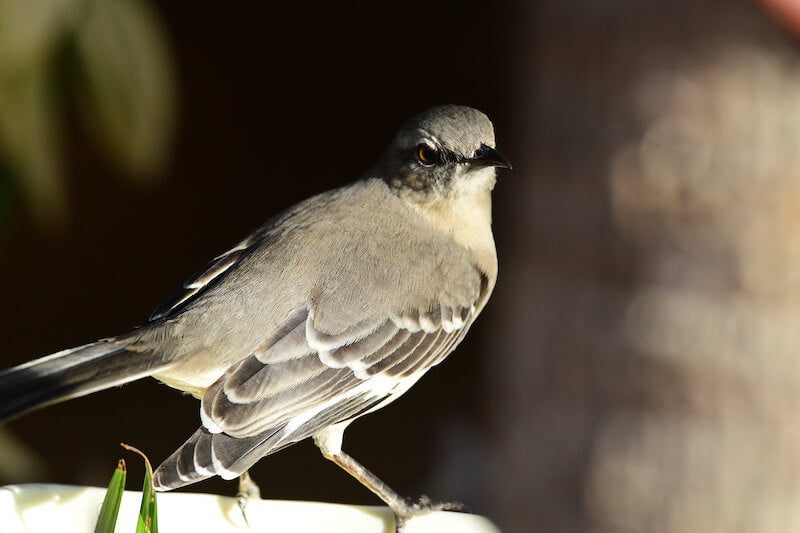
200,300,476,442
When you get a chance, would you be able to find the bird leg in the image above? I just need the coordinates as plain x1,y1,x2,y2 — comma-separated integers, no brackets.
313,425,460,532
236,470,261,527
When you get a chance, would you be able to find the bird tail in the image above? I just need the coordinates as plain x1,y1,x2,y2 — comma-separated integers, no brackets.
0,339,169,422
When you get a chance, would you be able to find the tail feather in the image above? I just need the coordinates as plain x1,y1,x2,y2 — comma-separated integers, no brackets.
153,426,289,490
0,340,168,422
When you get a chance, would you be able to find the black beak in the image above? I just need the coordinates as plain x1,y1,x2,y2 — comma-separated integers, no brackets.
471,143,512,170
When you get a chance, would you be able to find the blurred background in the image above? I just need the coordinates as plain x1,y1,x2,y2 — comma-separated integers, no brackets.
2,1,800,532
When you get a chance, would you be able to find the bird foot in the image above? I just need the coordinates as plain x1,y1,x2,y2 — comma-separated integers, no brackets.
393,496,464,532
236,471,262,528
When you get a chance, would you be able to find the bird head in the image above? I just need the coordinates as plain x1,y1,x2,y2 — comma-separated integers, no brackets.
379,105,512,202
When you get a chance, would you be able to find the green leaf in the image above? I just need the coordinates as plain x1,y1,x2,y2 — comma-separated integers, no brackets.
137,453,158,533
122,443,159,533
94,459,127,533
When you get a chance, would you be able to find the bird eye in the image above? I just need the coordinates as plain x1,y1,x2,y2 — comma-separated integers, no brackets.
417,144,439,166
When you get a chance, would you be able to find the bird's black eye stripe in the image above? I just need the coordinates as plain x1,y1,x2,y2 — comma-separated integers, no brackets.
416,144,439,166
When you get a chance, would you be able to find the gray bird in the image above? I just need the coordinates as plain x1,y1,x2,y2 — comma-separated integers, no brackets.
0,104,510,530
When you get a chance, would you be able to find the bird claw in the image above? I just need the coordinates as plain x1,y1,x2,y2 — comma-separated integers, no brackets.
393,496,464,532
236,493,251,528
236,471,261,528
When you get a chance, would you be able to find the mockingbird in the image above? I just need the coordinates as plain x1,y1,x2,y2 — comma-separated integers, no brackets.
0,104,510,530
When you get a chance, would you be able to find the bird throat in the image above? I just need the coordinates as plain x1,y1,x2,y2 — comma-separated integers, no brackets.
407,170,497,277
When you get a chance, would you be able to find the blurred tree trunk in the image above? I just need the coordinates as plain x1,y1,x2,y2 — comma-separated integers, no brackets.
490,1,800,531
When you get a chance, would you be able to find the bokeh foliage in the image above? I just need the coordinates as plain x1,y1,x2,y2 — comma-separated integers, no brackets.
0,0,176,232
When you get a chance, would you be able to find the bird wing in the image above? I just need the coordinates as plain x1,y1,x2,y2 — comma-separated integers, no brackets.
201,266,489,443
147,230,269,322
152,265,490,489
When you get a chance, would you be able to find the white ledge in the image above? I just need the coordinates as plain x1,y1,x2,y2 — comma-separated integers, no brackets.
0,484,501,533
